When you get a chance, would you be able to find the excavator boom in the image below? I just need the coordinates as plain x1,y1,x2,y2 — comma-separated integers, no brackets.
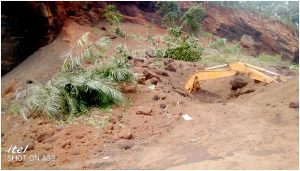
184,62,277,93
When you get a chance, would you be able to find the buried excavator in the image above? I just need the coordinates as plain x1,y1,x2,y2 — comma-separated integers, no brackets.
184,62,280,93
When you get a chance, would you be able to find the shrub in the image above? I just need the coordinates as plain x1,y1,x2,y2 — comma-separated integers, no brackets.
180,5,206,35
167,26,182,37
156,34,204,61
114,27,126,37
103,5,122,25
156,1,181,27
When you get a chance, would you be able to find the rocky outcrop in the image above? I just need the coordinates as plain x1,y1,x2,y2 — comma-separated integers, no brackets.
240,34,260,56
201,5,298,61
1,2,67,75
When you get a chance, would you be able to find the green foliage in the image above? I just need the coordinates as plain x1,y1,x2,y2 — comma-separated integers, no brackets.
103,5,123,25
8,101,22,116
180,5,206,35
209,38,226,50
156,34,204,62
95,65,135,83
115,44,129,58
63,32,111,67
94,46,135,83
17,74,122,120
167,26,182,37
156,1,181,27
114,27,126,37
62,55,82,73
103,5,126,37
16,33,135,121
155,3,207,34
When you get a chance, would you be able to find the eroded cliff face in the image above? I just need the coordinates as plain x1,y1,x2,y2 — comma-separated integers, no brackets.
1,2,67,75
1,1,159,75
201,5,299,61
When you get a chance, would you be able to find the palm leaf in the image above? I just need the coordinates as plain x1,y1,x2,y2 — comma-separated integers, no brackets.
77,32,91,48
14,33,135,121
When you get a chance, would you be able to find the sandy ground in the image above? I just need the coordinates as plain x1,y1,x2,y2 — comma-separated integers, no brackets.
1,20,299,169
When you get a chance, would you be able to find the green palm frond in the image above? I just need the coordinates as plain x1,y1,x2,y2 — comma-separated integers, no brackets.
77,32,91,48
79,36,111,63
91,58,135,83
62,55,82,72
63,91,80,116
110,68,135,83
95,37,111,48
42,85,64,118
14,32,134,121
87,78,123,103
18,73,124,120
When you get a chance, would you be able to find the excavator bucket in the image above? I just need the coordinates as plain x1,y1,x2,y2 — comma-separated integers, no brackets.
184,62,278,93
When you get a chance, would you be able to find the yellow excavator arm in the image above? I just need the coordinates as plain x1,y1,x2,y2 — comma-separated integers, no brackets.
184,62,278,93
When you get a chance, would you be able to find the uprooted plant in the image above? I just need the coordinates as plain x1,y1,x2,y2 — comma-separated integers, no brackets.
15,33,135,121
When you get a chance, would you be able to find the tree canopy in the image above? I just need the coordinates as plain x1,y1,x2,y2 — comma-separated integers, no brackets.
155,1,181,27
